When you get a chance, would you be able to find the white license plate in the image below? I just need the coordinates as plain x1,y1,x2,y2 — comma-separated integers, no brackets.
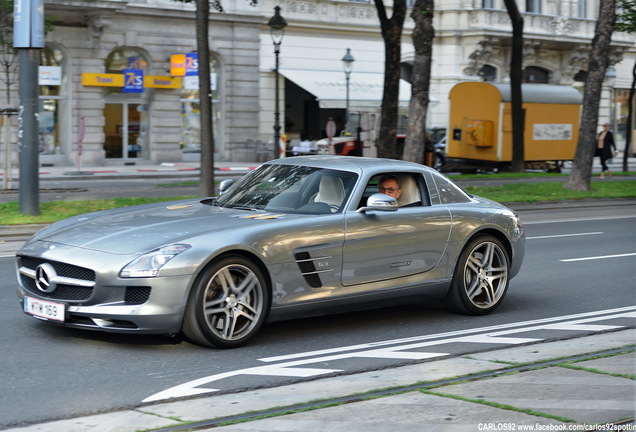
23,296,65,322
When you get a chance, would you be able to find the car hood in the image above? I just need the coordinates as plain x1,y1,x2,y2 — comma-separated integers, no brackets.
28,199,290,255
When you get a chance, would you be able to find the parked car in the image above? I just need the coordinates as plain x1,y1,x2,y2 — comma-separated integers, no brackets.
16,156,525,348
428,127,447,170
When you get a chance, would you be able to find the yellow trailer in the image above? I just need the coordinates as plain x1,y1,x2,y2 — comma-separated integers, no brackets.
447,82,582,171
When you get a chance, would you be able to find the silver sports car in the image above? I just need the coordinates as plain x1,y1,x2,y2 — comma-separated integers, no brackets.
16,156,525,348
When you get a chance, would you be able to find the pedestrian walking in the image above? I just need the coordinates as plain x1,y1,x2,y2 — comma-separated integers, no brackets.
596,123,617,179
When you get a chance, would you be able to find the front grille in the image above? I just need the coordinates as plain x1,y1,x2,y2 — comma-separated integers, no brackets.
124,286,151,305
20,256,96,281
38,284,92,301
18,256,96,301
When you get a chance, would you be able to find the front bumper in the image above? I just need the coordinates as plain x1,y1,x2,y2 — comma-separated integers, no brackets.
16,252,194,334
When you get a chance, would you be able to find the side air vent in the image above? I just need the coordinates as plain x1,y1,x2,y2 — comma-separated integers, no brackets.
294,252,323,288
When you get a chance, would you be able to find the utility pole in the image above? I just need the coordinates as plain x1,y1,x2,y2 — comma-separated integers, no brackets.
14,0,44,215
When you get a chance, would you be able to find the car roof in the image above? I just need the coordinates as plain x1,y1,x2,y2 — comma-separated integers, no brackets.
268,155,430,174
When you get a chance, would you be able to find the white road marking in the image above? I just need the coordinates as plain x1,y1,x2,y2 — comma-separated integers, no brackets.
561,252,636,262
526,232,603,240
259,306,636,363
522,215,636,225
143,306,636,403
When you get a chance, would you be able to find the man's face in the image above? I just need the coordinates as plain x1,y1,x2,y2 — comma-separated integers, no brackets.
379,179,401,199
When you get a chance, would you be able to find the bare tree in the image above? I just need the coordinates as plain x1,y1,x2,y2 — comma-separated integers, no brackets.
194,0,215,197
373,0,407,159
564,0,616,191
401,0,433,163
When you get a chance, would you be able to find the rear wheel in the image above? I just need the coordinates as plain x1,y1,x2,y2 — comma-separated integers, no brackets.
444,235,510,315
183,255,270,348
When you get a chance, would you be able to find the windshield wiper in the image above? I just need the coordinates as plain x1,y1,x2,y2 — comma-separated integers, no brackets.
201,197,220,206
226,204,261,211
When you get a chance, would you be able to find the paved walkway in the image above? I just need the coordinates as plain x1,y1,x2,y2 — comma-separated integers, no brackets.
2,329,634,432
0,153,634,182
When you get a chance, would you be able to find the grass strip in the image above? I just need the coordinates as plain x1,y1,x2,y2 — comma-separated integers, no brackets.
463,180,636,202
1,180,634,225
0,196,195,225
420,389,576,423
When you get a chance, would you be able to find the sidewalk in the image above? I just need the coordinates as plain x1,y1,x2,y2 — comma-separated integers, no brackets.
0,160,257,184
3,329,634,432
0,153,634,182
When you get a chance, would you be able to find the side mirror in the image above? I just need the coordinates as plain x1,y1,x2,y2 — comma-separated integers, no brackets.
218,179,234,195
357,193,399,213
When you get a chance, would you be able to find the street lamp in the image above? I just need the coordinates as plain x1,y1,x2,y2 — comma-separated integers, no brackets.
341,48,355,123
268,6,287,159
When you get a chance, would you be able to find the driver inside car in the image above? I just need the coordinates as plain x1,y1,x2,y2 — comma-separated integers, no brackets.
378,174,402,200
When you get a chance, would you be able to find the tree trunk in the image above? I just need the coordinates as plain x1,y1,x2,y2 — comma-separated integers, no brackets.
503,0,525,173
624,61,635,172
564,0,616,191
373,0,406,159
197,0,215,197
402,0,434,164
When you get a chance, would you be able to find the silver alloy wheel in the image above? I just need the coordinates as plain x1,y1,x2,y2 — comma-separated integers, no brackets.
203,263,265,342
462,240,509,309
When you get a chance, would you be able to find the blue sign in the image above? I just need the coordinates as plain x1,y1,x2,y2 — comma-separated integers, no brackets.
186,53,199,76
13,0,44,48
123,69,144,93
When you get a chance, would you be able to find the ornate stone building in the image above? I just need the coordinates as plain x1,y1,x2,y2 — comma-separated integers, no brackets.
260,0,635,151
2,0,262,167
1,0,634,167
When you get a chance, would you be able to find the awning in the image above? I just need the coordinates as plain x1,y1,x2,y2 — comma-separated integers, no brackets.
279,69,413,109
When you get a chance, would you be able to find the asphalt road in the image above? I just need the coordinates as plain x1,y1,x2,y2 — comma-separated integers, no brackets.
0,203,634,429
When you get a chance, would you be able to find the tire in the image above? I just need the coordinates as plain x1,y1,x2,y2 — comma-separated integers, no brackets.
182,255,270,348
444,235,510,315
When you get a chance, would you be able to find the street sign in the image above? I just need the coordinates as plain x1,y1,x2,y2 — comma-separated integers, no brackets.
13,0,44,48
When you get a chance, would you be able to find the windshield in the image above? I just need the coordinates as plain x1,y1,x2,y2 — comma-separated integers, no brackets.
216,164,358,214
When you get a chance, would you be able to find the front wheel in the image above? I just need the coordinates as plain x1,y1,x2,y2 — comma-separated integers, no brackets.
183,255,270,348
444,235,510,315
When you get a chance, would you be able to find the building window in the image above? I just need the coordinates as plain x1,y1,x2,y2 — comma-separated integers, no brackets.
103,48,150,160
577,0,586,17
523,66,550,83
526,0,541,13
483,0,495,9
180,55,222,156
39,46,67,156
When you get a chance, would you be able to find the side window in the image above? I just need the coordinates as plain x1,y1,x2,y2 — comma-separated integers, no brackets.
360,173,430,208
430,172,472,204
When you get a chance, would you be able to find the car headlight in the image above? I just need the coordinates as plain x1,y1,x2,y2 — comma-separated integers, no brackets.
120,244,191,278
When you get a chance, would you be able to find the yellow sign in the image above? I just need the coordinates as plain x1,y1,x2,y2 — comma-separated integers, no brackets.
82,73,181,89
144,76,182,89
170,54,186,77
81,73,123,87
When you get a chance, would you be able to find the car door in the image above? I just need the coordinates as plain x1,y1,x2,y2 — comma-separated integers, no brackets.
341,174,451,286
